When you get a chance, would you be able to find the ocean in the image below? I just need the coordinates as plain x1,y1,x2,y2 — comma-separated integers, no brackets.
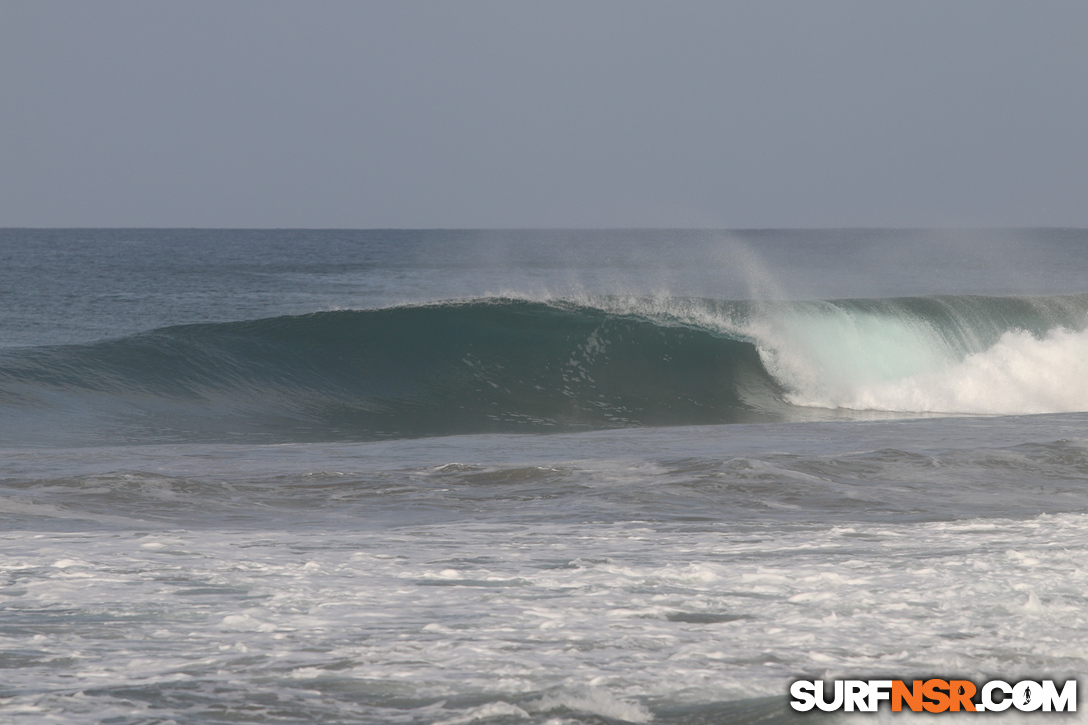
2,228,1087,724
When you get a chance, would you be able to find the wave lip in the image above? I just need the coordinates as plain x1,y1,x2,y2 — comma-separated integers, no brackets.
748,295,1088,416
1,294,1086,445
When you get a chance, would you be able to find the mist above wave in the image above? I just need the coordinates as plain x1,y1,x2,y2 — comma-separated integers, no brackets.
1,293,1086,445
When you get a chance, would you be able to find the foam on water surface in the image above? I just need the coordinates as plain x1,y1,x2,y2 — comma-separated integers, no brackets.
2,513,1087,723
3,229,1088,724
4,293,1088,446
740,299,1088,416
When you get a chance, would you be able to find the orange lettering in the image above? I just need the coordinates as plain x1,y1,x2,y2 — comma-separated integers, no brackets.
892,680,924,712
949,680,977,712
922,679,950,713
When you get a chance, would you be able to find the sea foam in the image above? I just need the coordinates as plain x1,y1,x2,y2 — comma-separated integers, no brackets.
744,299,1088,415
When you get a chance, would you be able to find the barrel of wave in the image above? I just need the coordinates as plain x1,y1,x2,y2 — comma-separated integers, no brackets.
743,298,1088,416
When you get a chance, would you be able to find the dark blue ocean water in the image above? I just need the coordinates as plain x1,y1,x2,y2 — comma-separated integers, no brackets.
2,229,1088,724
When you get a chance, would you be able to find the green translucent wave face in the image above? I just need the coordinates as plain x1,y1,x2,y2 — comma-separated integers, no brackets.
1,294,1086,444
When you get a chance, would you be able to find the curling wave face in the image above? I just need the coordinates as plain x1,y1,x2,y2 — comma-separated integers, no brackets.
1,294,1087,444
745,294,1088,415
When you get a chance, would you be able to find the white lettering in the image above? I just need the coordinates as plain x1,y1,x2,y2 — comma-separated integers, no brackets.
867,680,892,711
1042,680,1077,712
789,680,816,712
1014,680,1044,712
814,680,844,712
790,676,1075,712
844,680,871,712
981,680,1013,712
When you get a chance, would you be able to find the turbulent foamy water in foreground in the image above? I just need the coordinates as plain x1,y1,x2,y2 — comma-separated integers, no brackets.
5,511,1088,723
2,229,1088,724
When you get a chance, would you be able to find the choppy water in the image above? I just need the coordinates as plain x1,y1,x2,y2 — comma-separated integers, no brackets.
2,229,1088,724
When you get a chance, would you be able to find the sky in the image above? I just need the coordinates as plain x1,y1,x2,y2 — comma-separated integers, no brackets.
2,1,1087,229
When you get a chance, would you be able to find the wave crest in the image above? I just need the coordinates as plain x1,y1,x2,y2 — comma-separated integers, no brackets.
1,294,1086,444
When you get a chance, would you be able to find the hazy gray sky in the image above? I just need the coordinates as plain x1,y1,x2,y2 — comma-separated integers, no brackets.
2,1,1087,228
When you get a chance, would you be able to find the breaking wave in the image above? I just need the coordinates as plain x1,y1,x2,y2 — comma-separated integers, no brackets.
2,294,1087,444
